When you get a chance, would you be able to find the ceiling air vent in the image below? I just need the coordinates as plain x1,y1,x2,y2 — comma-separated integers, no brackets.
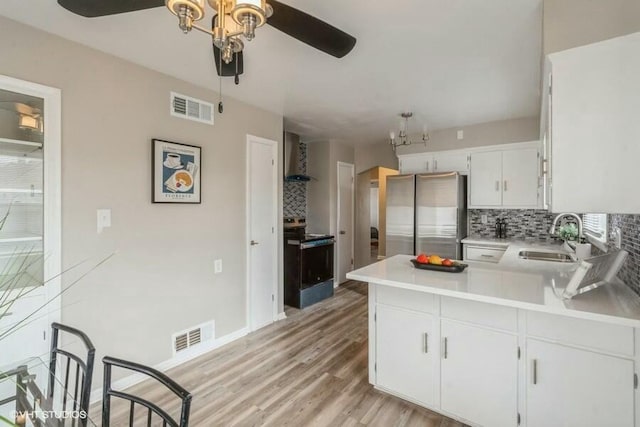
172,320,215,355
170,92,214,125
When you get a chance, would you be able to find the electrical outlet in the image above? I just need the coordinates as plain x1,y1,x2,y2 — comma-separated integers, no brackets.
214,259,222,274
481,214,488,224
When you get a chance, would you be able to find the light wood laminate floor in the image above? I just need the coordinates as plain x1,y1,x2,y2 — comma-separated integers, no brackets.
102,281,466,426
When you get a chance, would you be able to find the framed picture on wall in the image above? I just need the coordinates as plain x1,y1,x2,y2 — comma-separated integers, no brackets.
152,139,201,203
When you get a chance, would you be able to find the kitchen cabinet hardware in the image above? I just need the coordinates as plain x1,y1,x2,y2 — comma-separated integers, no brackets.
504,180,508,191
423,333,428,353
495,181,499,191
443,337,448,359
434,160,438,171
250,240,259,246
339,230,346,235
532,359,537,384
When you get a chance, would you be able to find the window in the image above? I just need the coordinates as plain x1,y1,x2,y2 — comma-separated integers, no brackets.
583,213,607,244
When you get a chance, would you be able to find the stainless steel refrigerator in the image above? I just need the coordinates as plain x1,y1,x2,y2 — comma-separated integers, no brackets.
386,172,467,260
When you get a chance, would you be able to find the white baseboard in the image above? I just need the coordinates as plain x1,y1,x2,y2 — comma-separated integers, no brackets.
276,312,287,321
90,326,249,404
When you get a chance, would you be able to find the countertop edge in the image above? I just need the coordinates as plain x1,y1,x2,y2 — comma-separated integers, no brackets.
346,272,640,328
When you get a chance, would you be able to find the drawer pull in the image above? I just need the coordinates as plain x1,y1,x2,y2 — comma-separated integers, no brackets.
423,333,428,353
480,254,495,258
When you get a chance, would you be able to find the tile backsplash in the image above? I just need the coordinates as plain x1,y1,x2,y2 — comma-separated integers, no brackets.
283,142,307,218
468,209,557,242
469,209,640,295
608,214,640,295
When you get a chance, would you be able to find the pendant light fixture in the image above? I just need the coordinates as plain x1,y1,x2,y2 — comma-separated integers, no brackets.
389,112,429,151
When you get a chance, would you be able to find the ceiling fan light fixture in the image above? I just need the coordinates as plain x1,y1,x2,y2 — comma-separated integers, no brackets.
230,0,268,30
166,0,205,33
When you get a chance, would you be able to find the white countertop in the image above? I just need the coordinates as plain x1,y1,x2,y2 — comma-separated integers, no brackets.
347,241,640,328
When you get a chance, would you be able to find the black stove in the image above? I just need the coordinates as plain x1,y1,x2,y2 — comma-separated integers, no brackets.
283,218,335,308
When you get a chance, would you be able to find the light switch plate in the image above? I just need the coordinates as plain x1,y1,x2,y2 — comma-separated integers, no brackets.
97,209,111,233
214,259,222,274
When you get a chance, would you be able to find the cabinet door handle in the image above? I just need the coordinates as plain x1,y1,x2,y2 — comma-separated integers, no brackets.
495,181,500,191
443,337,448,359
504,180,508,191
532,359,538,385
426,161,430,172
423,333,428,353
434,160,438,171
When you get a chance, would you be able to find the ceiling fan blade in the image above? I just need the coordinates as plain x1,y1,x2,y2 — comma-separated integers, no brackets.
213,46,244,78
267,0,356,58
57,0,164,17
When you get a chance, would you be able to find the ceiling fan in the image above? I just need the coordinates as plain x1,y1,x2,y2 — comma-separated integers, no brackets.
57,0,357,81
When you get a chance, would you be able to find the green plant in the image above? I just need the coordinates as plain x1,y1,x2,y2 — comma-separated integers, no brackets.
557,223,579,242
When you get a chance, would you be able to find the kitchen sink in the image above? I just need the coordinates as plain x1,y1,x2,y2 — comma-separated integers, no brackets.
518,250,576,263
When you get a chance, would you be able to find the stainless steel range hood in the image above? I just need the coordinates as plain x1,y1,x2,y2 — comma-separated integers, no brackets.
284,131,311,182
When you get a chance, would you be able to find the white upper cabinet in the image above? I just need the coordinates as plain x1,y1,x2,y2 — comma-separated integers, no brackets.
398,150,469,175
469,143,540,209
469,151,503,207
432,151,469,174
544,32,640,213
502,148,539,207
399,154,433,174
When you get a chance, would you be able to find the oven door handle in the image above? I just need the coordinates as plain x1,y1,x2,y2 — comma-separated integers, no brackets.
300,241,335,249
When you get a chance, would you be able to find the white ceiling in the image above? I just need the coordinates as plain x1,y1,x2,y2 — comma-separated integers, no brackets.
0,0,543,145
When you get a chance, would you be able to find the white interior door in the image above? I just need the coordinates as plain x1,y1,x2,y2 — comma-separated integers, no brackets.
246,135,277,331
336,162,354,285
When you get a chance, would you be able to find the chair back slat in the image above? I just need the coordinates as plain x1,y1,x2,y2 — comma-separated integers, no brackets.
49,322,96,427
102,356,192,427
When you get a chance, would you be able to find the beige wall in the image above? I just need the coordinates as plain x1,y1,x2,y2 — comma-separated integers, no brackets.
0,16,283,382
354,142,398,174
544,0,640,54
395,117,540,156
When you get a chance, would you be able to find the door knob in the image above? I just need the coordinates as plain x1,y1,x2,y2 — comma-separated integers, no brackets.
250,240,259,246
339,230,346,235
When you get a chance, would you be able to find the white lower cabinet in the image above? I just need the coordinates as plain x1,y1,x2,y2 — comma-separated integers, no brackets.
371,286,638,427
526,339,635,427
375,304,435,406
440,320,518,427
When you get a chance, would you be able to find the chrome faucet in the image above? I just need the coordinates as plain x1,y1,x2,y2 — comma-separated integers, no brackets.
549,213,583,240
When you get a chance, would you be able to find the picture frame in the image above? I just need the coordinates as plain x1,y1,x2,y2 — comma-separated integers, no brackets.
152,139,201,204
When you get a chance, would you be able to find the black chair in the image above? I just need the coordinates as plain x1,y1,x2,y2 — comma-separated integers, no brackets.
49,322,96,426
102,356,192,427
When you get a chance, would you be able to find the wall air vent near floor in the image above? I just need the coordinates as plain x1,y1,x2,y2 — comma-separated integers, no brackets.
170,92,214,125
172,320,215,355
